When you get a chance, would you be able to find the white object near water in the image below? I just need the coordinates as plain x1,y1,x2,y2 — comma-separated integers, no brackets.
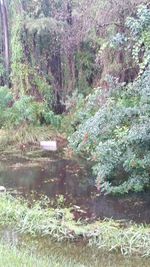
0,186,6,193
40,141,57,151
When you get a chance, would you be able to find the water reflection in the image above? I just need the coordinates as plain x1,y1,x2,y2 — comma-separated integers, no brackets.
0,229,150,267
0,159,93,200
0,157,150,223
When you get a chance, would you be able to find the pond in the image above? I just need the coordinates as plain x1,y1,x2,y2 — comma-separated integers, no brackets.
0,152,150,266
0,152,150,224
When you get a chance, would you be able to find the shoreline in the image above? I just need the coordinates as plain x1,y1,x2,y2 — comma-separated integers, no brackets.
0,194,149,257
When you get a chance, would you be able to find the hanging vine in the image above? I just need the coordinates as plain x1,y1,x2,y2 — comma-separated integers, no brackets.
10,0,31,97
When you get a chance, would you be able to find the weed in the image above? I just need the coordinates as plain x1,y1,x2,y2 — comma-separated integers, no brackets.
0,194,149,256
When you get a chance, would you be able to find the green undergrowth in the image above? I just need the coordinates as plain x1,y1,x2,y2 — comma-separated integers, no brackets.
0,125,62,150
0,194,150,257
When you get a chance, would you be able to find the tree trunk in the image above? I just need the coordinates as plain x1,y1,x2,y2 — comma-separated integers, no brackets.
0,0,9,85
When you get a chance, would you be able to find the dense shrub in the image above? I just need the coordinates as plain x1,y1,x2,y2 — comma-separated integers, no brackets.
0,90,61,129
0,86,13,109
0,87,13,127
69,67,150,194
69,4,150,195
126,4,150,75
9,95,41,125
43,110,62,128
61,89,103,135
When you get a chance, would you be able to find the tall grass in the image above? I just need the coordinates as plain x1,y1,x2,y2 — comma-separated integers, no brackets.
0,125,58,150
0,194,150,257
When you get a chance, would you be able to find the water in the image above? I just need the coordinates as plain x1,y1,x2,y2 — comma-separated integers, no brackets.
0,152,150,266
1,229,150,267
0,152,150,223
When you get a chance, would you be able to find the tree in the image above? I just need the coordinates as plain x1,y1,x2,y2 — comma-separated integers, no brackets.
69,4,150,195
0,0,9,84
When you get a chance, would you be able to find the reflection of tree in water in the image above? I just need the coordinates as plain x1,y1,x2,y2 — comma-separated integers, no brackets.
41,159,92,199
0,164,43,194
0,159,95,199
1,159,150,223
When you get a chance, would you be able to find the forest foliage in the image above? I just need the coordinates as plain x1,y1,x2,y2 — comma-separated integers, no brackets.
0,1,150,194
69,4,150,194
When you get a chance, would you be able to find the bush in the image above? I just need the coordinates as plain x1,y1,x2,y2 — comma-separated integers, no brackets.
9,95,41,125
43,110,62,128
69,5,150,195
0,87,13,127
5,95,61,128
126,4,150,75
0,86,13,109
69,66,150,194
61,89,101,135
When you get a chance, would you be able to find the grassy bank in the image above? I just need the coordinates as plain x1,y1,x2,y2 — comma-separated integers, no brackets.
0,194,150,257
0,125,69,160
0,125,66,150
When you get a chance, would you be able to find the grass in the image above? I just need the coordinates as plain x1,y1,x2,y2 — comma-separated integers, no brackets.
0,243,84,267
0,125,59,149
0,194,150,257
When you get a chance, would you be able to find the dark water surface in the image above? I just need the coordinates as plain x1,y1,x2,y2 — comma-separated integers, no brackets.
0,152,150,223
0,153,150,266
